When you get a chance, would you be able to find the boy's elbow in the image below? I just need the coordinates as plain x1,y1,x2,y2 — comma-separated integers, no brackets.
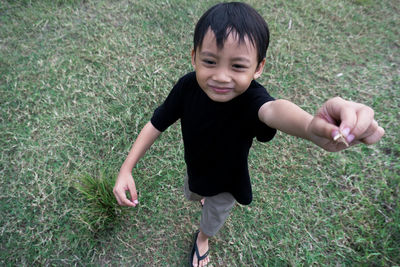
258,101,275,126
258,99,289,127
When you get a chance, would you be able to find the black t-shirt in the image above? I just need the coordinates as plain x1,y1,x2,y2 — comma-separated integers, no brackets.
151,72,276,205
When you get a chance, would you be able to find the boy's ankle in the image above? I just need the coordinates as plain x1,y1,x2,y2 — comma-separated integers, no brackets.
198,230,209,242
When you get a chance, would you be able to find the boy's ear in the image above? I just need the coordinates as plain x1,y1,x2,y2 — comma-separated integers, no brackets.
191,49,196,69
253,58,266,79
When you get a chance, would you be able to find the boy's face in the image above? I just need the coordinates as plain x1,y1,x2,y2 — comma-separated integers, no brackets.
191,29,265,103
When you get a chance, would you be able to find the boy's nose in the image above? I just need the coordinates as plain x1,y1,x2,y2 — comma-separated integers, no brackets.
212,68,232,83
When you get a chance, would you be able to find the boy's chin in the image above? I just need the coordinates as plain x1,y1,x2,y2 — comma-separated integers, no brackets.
205,92,236,103
202,89,243,103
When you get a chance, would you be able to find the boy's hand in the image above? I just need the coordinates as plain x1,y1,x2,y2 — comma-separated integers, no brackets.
113,171,139,207
308,97,384,152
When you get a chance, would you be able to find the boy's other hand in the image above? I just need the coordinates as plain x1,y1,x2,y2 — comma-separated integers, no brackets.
113,171,139,207
309,97,385,152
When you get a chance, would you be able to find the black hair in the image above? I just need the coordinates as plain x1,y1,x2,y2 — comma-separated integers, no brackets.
193,2,270,65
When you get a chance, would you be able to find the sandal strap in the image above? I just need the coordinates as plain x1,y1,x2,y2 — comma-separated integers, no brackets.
194,239,209,261
197,249,209,261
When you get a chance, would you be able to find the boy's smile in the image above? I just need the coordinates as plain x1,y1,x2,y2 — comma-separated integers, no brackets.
192,29,265,102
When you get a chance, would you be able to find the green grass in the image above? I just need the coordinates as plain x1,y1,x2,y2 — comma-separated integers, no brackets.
1,0,399,265
74,171,126,233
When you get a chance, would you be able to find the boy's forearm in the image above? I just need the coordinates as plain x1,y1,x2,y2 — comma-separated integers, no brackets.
120,121,161,173
258,99,314,141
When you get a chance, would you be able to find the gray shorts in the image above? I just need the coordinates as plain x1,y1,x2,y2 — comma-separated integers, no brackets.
184,174,236,237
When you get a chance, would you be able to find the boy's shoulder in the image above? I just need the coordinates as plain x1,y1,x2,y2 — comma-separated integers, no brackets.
177,71,197,85
169,71,198,96
248,79,265,91
244,80,273,100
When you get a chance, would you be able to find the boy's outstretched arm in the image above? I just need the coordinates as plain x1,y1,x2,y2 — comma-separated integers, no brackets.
113,121,161,206
258,97,384,152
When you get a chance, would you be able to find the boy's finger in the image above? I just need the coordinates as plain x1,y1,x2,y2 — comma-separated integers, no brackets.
114,193,122,205
122,195,136,206
361,126,385,145
113,187,122,205
346,106,374,139
127,183,139,206
113,187,135,207
120,194,136,207
314,98,355,139
336,105,357,136
310,116,338,140
356,119,378,140
324,97,363,131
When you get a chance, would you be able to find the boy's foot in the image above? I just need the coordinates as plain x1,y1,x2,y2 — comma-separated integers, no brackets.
190,230,210,267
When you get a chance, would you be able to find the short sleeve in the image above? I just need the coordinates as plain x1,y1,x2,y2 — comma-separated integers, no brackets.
247,81,277,142
150,76,185,132
255,119,276,142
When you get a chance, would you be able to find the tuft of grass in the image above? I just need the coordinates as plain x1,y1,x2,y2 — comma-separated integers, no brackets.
74,171,122,233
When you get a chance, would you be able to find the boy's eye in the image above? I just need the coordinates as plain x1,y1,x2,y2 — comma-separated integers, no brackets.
233,64,247,70
202,59,215,65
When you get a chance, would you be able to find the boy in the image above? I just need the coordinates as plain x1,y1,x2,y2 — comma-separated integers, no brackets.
113,2,384,266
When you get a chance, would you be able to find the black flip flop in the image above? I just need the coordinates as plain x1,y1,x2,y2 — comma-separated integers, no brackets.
189,230,209,267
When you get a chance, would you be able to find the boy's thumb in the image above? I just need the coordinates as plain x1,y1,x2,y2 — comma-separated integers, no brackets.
310,115,339,140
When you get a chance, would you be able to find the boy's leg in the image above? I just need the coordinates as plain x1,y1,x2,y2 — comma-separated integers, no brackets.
184,174,209,266
184,173,236,235
184,173,236,266
200,192,236,236
194,193,236,266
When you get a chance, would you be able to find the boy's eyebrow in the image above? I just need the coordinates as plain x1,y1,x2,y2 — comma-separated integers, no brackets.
199,51,217,58
231,56,251,63
199,52,251,63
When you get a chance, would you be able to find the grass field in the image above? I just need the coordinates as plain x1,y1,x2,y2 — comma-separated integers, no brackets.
1,0,399,265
